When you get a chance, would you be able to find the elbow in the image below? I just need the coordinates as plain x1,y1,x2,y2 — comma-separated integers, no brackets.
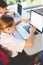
28,42,33,47
25,42,33,48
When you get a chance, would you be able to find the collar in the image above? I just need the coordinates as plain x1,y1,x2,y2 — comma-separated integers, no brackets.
1,31,10,36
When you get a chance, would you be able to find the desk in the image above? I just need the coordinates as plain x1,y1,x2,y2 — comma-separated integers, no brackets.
24,34,43,55
8,4,43,55
13,21,43,55
14,10,30,22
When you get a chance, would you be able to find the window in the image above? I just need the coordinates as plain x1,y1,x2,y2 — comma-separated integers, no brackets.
4,0,17,5
27,0,42,6
4,0,43,7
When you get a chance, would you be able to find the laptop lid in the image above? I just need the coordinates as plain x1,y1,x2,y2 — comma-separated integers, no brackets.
30,10,42,32
17,3,22,15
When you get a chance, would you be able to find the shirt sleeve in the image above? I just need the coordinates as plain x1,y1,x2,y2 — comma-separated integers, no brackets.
11,38,25,52
1,34,25,52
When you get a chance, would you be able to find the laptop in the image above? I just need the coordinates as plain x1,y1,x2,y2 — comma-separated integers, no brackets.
14,3,22,18
16,10,42,39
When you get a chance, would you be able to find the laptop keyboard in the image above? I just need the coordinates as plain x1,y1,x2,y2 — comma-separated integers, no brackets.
23,25,39,35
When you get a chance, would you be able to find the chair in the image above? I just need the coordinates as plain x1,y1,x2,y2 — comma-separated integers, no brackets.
0,45,10,65
0,57,3,65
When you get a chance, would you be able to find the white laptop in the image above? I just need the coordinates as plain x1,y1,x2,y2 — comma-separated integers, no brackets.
16,10,42,40
13,3,30,22
14,3,22,19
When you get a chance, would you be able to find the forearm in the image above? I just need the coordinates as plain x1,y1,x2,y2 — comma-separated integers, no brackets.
25,33,34,48
15,21,21,26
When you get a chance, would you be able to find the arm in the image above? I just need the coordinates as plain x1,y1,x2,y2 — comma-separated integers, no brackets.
25,26,36,48
15,21,21,26
21,19,30,23
15,19,30,26
6,12,15,17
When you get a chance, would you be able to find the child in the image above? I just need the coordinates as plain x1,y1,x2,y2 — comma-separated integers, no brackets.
0,0,15,16
34,51,43,65
0,15,36,65
0,0,30,23
38,51,43,64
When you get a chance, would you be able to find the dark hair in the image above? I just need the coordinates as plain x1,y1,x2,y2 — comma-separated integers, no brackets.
0,0,7,8
0,14,15,30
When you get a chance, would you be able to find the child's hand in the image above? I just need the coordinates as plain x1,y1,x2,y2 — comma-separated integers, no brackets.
7,12,15,17
10,12,15,16
29,26,36,34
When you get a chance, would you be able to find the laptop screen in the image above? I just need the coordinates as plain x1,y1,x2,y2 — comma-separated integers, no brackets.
30,10,42,32
17,3,22,15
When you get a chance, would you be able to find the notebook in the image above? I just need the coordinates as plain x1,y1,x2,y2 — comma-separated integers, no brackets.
16,10,42,39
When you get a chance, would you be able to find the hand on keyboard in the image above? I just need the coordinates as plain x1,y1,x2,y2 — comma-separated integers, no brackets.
23,25,38,35
29,26,36,34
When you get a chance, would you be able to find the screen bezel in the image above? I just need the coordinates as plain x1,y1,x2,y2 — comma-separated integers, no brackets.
17,3,22,15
